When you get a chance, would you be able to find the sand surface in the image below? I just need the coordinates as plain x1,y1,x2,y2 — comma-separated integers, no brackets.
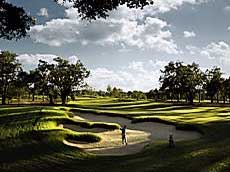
62,112,201,155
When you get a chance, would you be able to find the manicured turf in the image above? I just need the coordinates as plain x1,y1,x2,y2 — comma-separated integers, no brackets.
1,97,230,172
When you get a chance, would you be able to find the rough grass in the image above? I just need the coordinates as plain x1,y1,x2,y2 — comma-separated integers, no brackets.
1,98,230,172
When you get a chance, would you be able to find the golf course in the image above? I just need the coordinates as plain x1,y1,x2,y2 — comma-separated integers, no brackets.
1,1,230,171
1,97,230,172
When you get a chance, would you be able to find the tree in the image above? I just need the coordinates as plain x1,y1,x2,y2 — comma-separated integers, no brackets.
16,71,31,103
147,89,159,101
0,51,21,105
204,67,223,104
1,0,153,39
106,85,112,96
222,77,230,103
131,91,147,100
159,61,179,102
0,0,35,40
49,57,90,105
160,62,204,105
36,60,57,104
111,87,119,97
26,70,41,102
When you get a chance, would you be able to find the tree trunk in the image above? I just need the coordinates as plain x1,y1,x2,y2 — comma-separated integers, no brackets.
17,92,20,105
32,91,35,102
2,94,6,105
188,91,194,105
177,93,180,102
199,90,201,103
49,94,54,105
61,95,66,105
223,96,226,104
217,92,219,104
211,96,214,104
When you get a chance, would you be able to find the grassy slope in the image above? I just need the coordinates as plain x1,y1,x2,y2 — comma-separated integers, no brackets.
0,97,230,172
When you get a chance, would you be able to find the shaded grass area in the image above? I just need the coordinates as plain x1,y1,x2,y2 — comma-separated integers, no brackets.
1,98,230,172
0,105,120,171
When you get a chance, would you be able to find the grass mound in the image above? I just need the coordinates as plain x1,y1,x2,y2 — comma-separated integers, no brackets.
40,116,120,130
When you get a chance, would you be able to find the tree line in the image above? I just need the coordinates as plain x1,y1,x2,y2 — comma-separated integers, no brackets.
0,51,89,105
1,51,230,105
75,61,230,105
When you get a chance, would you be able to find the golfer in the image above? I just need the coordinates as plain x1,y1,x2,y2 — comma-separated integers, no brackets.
120,125,128,145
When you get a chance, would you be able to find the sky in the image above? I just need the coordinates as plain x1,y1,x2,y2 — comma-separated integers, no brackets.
1,0,230,91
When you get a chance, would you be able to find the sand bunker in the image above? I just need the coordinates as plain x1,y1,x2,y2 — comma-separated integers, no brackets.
62,112,201,155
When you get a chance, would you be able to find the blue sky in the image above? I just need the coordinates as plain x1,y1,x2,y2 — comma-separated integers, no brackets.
1,0,230,91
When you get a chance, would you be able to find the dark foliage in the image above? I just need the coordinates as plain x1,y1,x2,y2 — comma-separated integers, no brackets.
0,0,35,40
58,0,153,20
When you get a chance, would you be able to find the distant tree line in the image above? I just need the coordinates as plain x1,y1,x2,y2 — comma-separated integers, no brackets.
75,85,147,101
79,61,230,105
0,51,89,105
1,51,230,105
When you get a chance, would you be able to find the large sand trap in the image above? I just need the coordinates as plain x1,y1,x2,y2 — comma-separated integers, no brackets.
63,112,201,155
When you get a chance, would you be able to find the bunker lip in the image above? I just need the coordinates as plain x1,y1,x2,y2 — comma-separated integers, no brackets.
62,112,202,155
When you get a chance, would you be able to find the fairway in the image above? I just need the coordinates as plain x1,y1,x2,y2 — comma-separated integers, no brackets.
1,98,230,172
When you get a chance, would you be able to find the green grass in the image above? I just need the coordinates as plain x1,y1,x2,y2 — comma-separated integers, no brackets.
1,97,230,172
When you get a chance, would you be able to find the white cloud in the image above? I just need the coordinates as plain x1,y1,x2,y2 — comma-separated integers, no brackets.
37,8,49,17
30,7,179,54
17,54,57,71
149,59,168,68
184,31,196,38
152,0,201,13
185,45,200,54
30,0,211,53
127,0,210,17
17,54,80,71
102,17,179,54
224,6,230,11
87,59,167,91
128,61,145,72
29,18,82,46
68,55,79,64
201,41,230,65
